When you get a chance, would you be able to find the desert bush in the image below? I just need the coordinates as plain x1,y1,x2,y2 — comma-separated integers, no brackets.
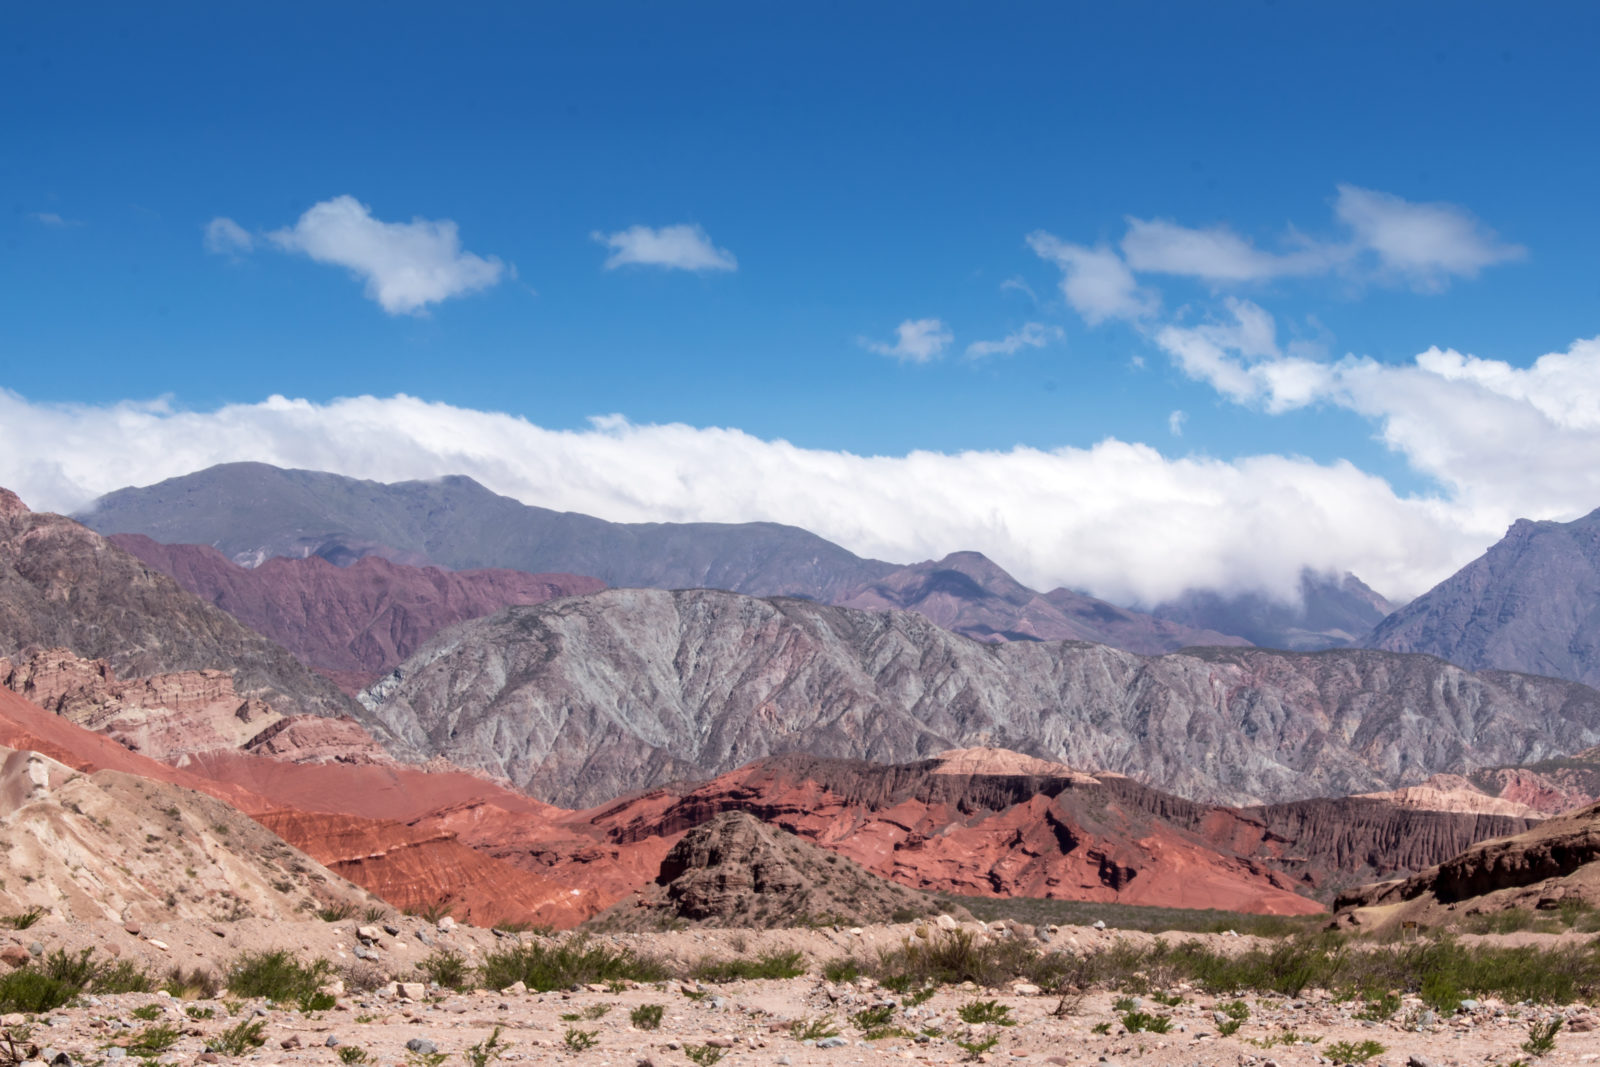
630,1004,664,1030
125,1024,181,1056
418,949,472,991
479,936,668,992
562,1027,598,1053
209,1019,266,1056
957,1000,1014,1026
1325,1040,1386,1064
1524,1016,1563,1057
0,907,45,931
690,949,805,982
225,950,332,1005
464,1027,508,1067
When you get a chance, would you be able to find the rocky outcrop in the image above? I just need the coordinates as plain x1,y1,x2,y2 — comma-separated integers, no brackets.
1155,570,1394,652
836,551,1247,653
361,587,1600,808
80,463,898,600
1367,510,1600,685
111,534,604,687
0,488,367,727
591,811,948,930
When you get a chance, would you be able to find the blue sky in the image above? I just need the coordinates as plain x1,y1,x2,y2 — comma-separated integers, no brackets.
3,2,1599,603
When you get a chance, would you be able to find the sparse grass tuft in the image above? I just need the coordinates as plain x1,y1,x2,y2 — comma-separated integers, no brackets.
630,1004,664,1031
562,1027,598,1053
0,907,45,931
957,1000,1014,1026
1325,1040,1386,1064
317,901,358,922
225,949,332,1005
418,949,472,991
1524,1016,1563,1057
1121,1011,1171,1034
338,1046,370,1065
682,1044,724,1066
210,1019,266,1056
794,1016,840,1042
464,1027,509,1067
126,1023,181,1057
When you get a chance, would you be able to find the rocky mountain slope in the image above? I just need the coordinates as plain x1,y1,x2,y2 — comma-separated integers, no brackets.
0,488,361,724
80,462,899,600
111,534,603,688
1367,509,1600,686
361,587,1600,808
1154,570,1394,651
835,551,1246,653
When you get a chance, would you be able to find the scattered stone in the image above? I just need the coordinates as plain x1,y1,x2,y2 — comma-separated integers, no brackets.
1092,921,1107,931
1013,983,1041,996
326,1035,341,1047
357,925,384,943
816,1036,848,1049
406,1039,439,1055
1408,1057,1437,1067
0,946,28,968
384,923,401,936
280,1036,302,1050
438,917,457,932
935,914,959,931
707,1038,734,1048
27,942,43,956
147,939,169,951
123,923,140,936
506,981,528,994
104,1050,126,1062
399,982,427,1000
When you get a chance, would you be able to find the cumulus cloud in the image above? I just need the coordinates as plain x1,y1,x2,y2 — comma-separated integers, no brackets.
1121,217,1334,282
1025,233,1156,324
862,318,954,363
265,195,505,314
1084,186,1522,292
204,217,254,256
965,322,1063,359
1333,184,1525,290
593,224,737,272
28,211,83,228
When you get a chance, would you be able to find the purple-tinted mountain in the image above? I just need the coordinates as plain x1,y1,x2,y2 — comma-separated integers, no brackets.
1153,570,1394,651
79,462,899,602
110,534,605,688
1365,511,1600,687
836,551,1248,654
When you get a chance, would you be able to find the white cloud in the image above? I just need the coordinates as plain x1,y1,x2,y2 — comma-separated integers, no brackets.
1121,217,1334,282
1168,410,1186,436
28,211,83,228
1026,233,1156,324
1333,184,1525,290
965,322,1062,359
0,388,1481,607
863,318,954,363
265,195,505,314
204,217,254,256
592,224,737,272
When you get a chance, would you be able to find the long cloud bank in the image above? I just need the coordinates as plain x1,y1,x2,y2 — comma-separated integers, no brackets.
8,331,1593,607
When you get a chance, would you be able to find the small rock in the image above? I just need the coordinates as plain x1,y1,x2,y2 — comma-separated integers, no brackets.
777,1058,792,1066
506,981,527,994
209,926,226,938
1012,983,1041,996
437,916,457,932
383,924,401,937
0,946,28,968
935,914,959,931
147,939,169,951
123,923,140,936
43,1049,72,1066
636,1060,655,1067
816,1036,848,1049
357,925,383,943
199,1056,219,1064
406,1039,438,1055
27,942,43,956
326,1036,341,1047
399,982,426,1000
1407,1057,1437,1067
707,1038,734,1048
1092,921,1107,931
280,1037,302,1050
1458,999,1480,1012
1570,1015,1599,1033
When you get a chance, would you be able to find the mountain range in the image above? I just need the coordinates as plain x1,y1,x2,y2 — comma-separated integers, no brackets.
81,462,1391,653
359,586,1600,808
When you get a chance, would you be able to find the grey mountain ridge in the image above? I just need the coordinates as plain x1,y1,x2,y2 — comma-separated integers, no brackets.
358,586,1600,808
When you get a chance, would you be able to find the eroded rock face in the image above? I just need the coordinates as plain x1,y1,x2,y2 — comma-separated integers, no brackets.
0,488,363,725
1337,801,1600,930
361,588,1600,809
111,534,604,687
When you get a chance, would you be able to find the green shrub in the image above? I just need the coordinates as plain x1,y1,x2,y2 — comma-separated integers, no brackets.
0,907,46,930
690,949,805,982
821,958,862,983
480,937,668,992
1524,1017,1563,1057
224,950,332,1004
852,1005,895,1030
419,949,472,991
630,1004,664,1030
210,1019,266,1056
957,1000,1013,1026
130,1004,163,1021
338,1047,370,1065
126,1024,181,1057
562,1027,598,1053
317,902,358,922
464,1027,508,1067
683,1044,724,1066
794,1016,840,1042
1325,1040,1386,1064
1121,1011,1171,1033
956,1036,998,1061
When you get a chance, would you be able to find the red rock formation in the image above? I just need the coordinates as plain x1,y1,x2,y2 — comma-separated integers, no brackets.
111,534,604,687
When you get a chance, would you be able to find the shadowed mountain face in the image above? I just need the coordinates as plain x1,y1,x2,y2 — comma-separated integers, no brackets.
1153,570,1395,651
1366,510,1600,686
359,586,1600,809
79,462,899,601
836,551,1248,653
0,488,360,725
110,534,604,689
